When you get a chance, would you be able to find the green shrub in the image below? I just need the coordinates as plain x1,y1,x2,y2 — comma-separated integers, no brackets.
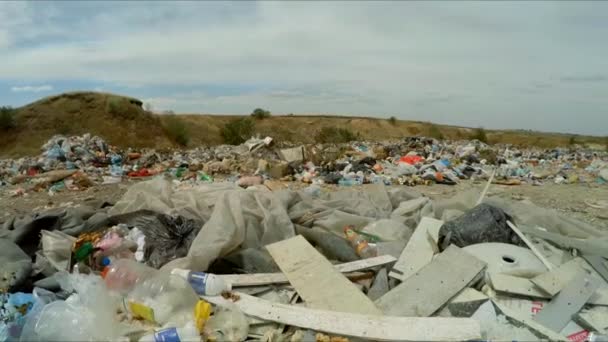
164,115,190,146
388,116,397,125
428,124,444,140
251,108,271,120
315,127,357,143
470,127,488,143
0,106,16,130
605,136,608,152
221,117,255,145
569,135,576,146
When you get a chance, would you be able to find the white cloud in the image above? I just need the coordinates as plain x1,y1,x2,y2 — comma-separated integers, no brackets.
11,85,54,93
0,2,607,134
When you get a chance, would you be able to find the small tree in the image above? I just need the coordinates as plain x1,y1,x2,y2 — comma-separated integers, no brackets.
470,127,488,143
0,106,16,130
388,116,397,125
569,135,576,146
164,115,190,146
251,108,271,119
221,117,255,145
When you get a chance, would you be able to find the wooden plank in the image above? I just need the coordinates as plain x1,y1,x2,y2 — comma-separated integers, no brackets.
506,221,554,270
492,300,568,341
266,235,382,315
203,292,481,342
531,257,608,306
389,217,444,281
534,272,600,332
489,273,549,298
219,254,396,287
376,245,486,317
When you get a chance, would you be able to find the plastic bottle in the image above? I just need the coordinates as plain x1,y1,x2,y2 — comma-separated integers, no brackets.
171,269,231,296
102,259,156,293
126,271,199,326
138,322,200,342
343,226,377,259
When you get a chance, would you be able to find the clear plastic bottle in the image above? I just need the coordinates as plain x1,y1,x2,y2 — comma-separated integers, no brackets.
126,270,199,326
343,225,377,259
102,259,156,294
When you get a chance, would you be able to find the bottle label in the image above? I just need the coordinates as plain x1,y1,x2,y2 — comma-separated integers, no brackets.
128,301,155,323
187,272,209,295
154,327,180,342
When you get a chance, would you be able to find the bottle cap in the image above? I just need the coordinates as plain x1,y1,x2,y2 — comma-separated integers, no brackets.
101,256,111,266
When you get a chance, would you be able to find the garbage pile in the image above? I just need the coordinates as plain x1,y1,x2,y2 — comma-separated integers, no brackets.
2,176,608,341
2,134,607,198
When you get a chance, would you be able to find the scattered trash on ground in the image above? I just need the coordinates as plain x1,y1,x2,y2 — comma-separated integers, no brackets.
1,134,608,341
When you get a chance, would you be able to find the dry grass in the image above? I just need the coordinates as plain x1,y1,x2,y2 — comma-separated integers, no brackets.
0,92,605,157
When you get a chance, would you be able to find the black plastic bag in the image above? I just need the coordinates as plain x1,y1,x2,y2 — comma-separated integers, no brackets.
438,204,523,250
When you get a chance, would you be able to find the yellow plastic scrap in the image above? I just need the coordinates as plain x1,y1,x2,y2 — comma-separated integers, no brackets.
194,299,212,332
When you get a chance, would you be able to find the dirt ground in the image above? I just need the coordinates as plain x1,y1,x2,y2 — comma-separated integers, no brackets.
2,179,607,232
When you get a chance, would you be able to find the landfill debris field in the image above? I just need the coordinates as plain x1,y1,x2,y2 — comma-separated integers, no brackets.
1,133,608,342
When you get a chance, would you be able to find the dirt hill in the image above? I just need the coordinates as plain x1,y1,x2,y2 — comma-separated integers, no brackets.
0,92,173,157
0,92,605,157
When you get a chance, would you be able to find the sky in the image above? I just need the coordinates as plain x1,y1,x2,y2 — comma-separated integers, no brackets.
0,1,607,136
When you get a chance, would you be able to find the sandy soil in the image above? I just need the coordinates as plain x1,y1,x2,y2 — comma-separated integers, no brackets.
2,179,607,231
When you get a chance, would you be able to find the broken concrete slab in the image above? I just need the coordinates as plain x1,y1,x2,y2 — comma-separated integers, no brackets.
376,245,486,317
531,257,596,296
575,306,608,334
489,273,549,298
266,235,382,315
582,254,608,283
534,271,600,332
204,292,482,342
492,300,568,341
493,296,590,341
389,217,444,281
447,288,489,317
531,257,608,306
367,268,389,301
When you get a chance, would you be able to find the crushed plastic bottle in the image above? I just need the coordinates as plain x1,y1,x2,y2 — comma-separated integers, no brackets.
171,269,231,296
343,225,377,259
